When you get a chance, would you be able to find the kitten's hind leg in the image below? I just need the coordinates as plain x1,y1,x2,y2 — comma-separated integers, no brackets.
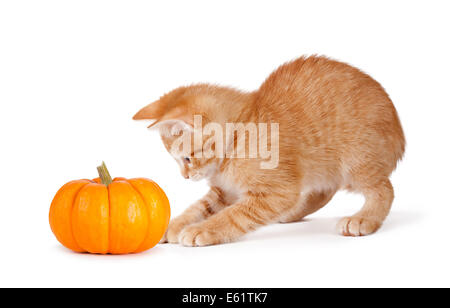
337,178,393,236
279,189,336,223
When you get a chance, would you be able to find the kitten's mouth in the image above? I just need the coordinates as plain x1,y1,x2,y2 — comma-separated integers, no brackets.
191,173,204,181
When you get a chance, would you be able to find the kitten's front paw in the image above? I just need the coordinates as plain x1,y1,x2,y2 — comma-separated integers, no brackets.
178,224,222,247
159,233,168,244
337,216,381,237
161,218,192,244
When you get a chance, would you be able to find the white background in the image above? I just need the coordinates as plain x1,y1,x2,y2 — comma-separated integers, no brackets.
1,0,449,288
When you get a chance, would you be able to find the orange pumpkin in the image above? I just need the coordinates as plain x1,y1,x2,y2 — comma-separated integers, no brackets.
49,162,170,254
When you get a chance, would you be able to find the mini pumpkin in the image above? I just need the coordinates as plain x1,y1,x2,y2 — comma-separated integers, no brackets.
49,162,170,254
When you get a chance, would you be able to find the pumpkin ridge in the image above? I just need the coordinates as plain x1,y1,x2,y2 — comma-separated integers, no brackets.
70,182,90,253
127,180,152,253
107,182,112,254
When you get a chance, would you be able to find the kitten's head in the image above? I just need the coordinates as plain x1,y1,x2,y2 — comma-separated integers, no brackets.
133,85,235,181
159,128,220,181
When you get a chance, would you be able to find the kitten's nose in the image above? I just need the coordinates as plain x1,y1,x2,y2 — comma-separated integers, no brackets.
183,174,189,179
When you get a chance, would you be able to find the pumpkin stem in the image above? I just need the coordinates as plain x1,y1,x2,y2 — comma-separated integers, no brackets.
97,161,113,186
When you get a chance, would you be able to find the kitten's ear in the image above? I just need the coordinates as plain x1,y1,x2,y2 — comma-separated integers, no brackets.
134,99,194,135
150,106,194,136
153,119,194,136
133,99,166,120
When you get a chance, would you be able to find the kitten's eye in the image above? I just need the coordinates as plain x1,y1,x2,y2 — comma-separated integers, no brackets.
184,157,191,163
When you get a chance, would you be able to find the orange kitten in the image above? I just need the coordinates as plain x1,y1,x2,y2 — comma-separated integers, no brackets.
133,56,405,246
